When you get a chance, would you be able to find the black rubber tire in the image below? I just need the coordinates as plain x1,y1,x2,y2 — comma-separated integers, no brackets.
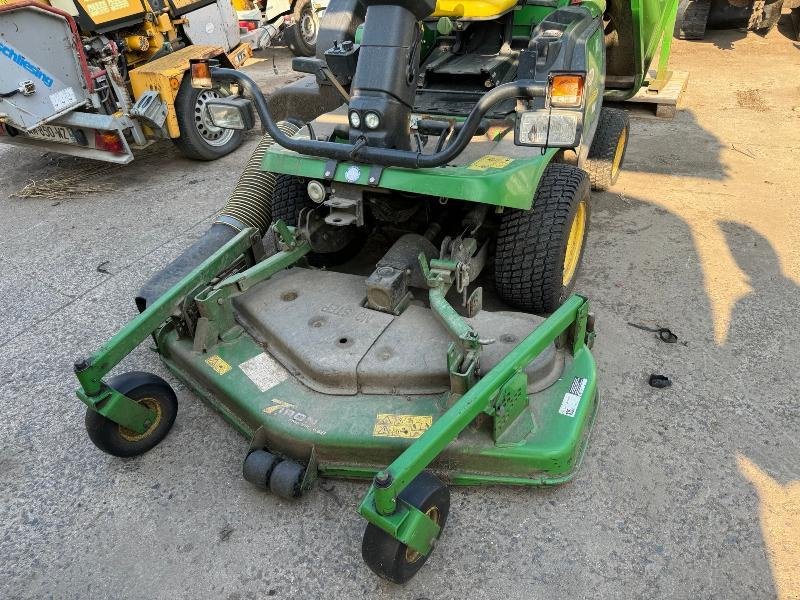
583,107,630,191
243,450,280,489
362,471,450,584
172,76,244,161
269,459,306,500
272,174,312,226
675,0,712,39
85,372,178,458
493,164,591,315
284,0,318,57
604,0,636,79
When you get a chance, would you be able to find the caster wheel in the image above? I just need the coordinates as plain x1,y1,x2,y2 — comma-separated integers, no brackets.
362,471,450,584
84,371,177,458
269,459,306,500
243,450,279,489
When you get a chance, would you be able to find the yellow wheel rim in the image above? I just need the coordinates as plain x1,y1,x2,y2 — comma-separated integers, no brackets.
611,126,628,180
404,506,441,564
118,397,162,442
562,201,587,286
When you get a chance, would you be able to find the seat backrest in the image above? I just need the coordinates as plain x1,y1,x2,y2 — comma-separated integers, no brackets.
432,0,518,19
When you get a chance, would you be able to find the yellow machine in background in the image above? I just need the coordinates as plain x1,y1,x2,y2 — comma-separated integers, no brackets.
0,0,253,162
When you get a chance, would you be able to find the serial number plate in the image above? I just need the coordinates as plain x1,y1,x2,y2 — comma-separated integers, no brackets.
27,124,76,145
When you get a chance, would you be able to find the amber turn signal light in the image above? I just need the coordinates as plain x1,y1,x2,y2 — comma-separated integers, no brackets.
189,58,213,89
548,74,584,108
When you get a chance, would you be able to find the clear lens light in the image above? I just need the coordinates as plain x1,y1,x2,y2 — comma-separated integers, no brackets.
518,111,578,146
307,180,326,203
208,105,245,129
364,112,380,130
349,111,361,128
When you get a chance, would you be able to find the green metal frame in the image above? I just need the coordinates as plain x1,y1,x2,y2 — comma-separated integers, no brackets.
358,295,591,555
74,224,311,433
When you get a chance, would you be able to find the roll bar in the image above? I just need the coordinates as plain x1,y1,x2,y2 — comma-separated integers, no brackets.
211,67,547,169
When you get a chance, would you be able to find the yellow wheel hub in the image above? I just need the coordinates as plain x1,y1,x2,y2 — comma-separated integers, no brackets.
562,201,587,286
404,505,441,564
611,126,628,180
118,397,162,442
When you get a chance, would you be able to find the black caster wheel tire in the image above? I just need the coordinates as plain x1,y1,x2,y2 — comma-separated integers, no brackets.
269,459,305,500
84,371,178,458
243,450,280,489
362,471,450,584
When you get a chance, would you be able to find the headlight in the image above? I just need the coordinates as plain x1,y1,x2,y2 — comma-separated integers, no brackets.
349,111,361,129
307,180,326,203
515,110,581,148
206,97,255,130
364,112,381,130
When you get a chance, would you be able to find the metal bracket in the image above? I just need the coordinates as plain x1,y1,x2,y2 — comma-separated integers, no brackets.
323,159,338,180
367,164,385,187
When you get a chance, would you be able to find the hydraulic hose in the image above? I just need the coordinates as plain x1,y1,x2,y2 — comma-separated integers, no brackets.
210,67,547,169
135,121,300,311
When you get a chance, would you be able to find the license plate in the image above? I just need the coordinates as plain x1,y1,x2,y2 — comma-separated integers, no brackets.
27,124,76,145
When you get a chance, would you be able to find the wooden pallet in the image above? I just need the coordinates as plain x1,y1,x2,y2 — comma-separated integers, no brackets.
625,70,689,118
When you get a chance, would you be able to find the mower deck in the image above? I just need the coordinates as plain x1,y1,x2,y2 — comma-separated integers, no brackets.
157,267,599,485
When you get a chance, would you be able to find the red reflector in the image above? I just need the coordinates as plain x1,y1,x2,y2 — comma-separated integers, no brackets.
95,130,124,154
239,20,257,30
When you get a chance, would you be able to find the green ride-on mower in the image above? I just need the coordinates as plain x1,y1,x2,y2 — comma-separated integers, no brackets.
75,0,677,583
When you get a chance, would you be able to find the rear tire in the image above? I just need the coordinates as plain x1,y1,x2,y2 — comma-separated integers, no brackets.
172,76,244,161
583,107,630,191
494,164,591,315
284,0,319,57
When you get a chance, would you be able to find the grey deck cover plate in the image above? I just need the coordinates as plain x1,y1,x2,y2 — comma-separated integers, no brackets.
235,268,563,396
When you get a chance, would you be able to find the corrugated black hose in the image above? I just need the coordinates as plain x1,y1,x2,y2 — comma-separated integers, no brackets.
135,121,301,311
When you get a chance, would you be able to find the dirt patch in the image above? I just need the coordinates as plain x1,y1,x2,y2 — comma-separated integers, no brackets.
736,88,769,111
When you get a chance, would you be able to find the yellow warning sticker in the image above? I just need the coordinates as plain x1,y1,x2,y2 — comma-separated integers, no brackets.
373,414,433,439
205,355,232,375
467,155,514,171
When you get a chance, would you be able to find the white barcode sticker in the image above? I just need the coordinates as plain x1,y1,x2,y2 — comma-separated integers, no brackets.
558,377,587,417
50,87,77,111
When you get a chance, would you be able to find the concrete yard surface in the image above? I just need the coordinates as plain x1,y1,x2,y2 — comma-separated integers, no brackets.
1,21,799,600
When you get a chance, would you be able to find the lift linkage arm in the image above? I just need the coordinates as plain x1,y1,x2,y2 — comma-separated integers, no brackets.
73,224,310,434
358,294,592,555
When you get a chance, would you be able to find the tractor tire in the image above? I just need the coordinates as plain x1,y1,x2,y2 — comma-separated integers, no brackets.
494,164,591,315
583,107,630,191
285,0,319,57
172,76,244,161
675,0,712,39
